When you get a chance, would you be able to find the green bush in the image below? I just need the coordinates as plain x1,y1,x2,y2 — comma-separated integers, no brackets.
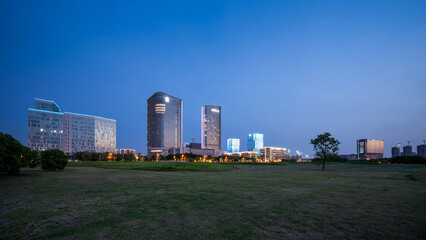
40,149,68,171
0,132,28,174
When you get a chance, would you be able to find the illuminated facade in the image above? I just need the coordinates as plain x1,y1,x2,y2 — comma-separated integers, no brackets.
120,149,136,155
201,105,221,150
225,151,258,159
28,98,116,153
226,138,240,153
260,147,287,162
357,139,384,159
28,99,63,151
147,92,183,156
247,133,263,155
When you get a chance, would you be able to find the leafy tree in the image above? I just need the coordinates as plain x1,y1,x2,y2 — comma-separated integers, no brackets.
40,149,68,171
0,132,28,174
25,150,41,168
310,132,340,170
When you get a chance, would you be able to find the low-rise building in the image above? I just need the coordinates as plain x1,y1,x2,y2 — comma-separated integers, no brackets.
260,147,287,162
120,149,136,155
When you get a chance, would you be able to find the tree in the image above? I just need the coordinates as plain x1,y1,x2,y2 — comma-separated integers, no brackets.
310,132,340,170
0,132,28,174
40,149,68,171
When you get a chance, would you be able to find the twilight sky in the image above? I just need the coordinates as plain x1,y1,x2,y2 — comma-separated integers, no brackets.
1,0,425,157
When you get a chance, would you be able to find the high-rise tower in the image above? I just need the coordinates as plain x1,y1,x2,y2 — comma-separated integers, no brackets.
201,105,221,150
147,92,182,156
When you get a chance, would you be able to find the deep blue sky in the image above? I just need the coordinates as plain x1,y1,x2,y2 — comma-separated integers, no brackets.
1,0,426,157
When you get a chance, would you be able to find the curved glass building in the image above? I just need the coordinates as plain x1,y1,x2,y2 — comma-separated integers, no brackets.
147,92,183,156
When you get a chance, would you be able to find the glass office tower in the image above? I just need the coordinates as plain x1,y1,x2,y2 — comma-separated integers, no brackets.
62,113,116,153
226,138,240,153
201,105,221,150
28,98,116,153
28,99,63,151
147,92,183,156
357,139,384,159
247,133,263,155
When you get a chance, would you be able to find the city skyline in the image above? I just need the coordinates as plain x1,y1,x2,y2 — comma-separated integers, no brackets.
1,1,426,157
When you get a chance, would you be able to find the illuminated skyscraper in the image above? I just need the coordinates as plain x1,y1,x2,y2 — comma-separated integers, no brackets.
357,139,384,159
247,133,263,155
28,98,116,153
201,105,221,150
226,138,240,153
147,92,183,156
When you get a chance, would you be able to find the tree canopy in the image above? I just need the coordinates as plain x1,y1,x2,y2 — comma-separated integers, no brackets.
310,132,340,170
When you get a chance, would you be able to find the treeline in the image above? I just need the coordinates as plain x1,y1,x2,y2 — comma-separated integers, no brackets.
0,132,67,174
71,152,147,161
311,155,426,164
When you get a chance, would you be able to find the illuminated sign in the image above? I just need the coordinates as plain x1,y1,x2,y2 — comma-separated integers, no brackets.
211,108,220,113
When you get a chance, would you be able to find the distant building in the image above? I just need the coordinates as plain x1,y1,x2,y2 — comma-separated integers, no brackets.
247,133,263,155
147,92,183,156
226,138,240,153
260,147,287,162
225,151,258,159
28,98,116,153
169,142,222,157
391,146,400,157
402,145,413,156
357,139,384,160
339,154,357,161
417,144,426,157
201,105,221,150
120,149,136,155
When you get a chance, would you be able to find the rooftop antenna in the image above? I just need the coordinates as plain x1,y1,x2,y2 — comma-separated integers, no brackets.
407,140,412,146
422,140,426,145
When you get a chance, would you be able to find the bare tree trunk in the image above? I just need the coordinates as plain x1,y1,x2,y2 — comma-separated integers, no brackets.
322,157,325,170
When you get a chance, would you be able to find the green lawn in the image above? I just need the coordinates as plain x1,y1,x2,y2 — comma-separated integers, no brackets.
67,161,236,171
1,163,425,239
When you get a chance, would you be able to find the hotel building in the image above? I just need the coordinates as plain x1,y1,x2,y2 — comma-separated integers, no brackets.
147,92,183,156
28,98,116,153
201,105,221,150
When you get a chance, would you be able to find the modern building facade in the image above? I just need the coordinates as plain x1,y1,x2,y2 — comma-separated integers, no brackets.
120,149,136,155
417,144,426,157
357,139,384,160
260,147,287,162
225,151,258,159
147,92,183,156
402,145,413,156
391,146,400,157
169,142,222,157
201,105,221,150
247,133,263,155
28,98,116,153
226,138,240,153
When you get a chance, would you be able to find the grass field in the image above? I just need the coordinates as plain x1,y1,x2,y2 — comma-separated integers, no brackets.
67,161,236,171
1,163,425,239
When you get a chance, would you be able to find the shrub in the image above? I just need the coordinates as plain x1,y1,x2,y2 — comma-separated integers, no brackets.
40,149,68,171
